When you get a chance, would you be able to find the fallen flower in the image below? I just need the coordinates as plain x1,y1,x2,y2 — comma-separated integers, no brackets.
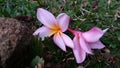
68,27,108,63
33,8,74,51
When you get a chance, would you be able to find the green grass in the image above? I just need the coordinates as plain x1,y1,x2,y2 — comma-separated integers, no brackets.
0,0,38,17
0,0,120,68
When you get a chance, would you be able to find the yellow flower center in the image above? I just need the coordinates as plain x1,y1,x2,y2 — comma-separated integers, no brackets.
50,24,62,36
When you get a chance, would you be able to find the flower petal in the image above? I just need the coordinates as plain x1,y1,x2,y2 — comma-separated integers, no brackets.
33,26,51,40
61,33,74,48
80,34,93,54
82,27,105,42
103,28,109,33
73,35,86,63
37,8,57,28
53,33,66,51
89,41,105,49
56,13,70,32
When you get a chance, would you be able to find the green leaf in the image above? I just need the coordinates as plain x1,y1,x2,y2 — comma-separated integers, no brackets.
30,56,44,68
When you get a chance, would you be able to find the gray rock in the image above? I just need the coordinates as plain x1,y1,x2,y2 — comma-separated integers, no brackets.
0,17,35,68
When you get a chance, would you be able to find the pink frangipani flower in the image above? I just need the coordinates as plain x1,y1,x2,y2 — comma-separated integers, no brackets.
68,27,108,63
33,8,74,51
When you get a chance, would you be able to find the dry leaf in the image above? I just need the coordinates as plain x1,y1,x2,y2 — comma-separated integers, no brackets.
108,0,111,6
35,60,44,68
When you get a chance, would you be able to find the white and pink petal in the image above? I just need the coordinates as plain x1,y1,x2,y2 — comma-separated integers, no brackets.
53,33,66,51
103,28,109,33
73,36,86,63
56,13,70,32
37,8,57,28
89,41,105,49
80,34,93,54
82,27,105,42
33,26,51,40
61,33,74,48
